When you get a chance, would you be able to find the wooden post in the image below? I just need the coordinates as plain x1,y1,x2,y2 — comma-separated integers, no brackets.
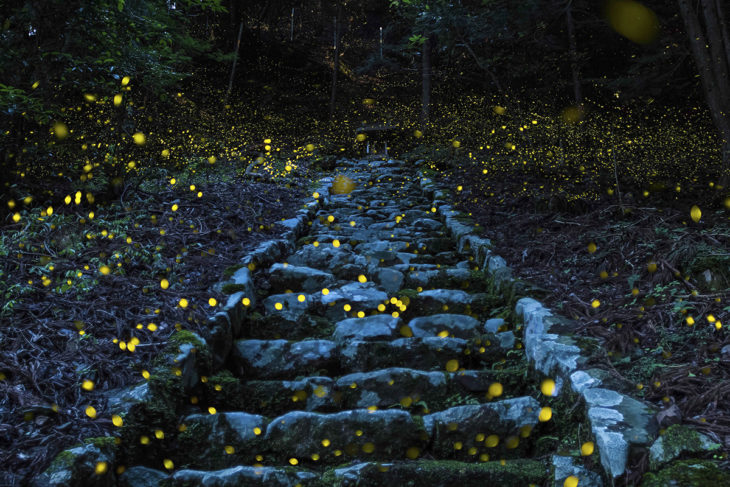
225,22,244,103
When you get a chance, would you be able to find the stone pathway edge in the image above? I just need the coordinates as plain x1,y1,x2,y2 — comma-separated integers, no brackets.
417,160,659,481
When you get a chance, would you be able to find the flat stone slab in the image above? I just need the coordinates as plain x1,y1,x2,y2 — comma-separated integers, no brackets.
268,263,336,293
339,337,469,372
264,409,428,463
287,245,368,271
406,313,481,339
320,282,388,310
335,367,447,409
263,293,313,322
332,314,402,344
423,397,541,457
355,240,410,260
328,459,548,487
232,339,338,379
373,267,404,294
169,466,318,486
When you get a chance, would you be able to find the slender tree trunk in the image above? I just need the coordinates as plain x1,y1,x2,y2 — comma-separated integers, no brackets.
225,22,244,103
421,36,432,132
678,0,730,177
329,9,341,119
701,0,730,103
565,0,582,105
714,0,730,70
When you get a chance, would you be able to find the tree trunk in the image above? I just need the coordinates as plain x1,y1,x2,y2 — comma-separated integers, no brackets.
565,0,582,105
714,0,730,70
421,36,432,132
678,0,730,177
329,10,340,119
701,0,730,103
225,22,244,103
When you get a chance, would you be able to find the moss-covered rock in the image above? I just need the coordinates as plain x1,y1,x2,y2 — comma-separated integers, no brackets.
34,441,117,487
321,459,549,486
220,283,248,294
640,459,730,487
649,424,721,470
176,412,269,470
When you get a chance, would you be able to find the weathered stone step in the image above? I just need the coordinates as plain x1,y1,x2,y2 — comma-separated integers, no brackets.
231,334,512,379
119,464,318,487
228,367,530,417
267,263,337,294
395,288,498,320
325,459,549,486
403,267,489,291
172,399,541,470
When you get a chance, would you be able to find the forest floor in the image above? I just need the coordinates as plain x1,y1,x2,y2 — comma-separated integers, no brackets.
442,158,730,475
0,161,316,485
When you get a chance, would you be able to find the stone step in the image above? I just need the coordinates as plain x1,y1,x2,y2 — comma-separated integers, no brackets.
231,334,512,379
234,367,531,417
325,459,549,487
123,460,547,487
172,399,541,470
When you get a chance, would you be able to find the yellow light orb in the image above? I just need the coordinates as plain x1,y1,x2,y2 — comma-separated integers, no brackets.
53,122,69,139
541,378,556,396
690,205,701,223
538,406,552,422
332,174,356,194
606,0,659,45
132,132,146,145
445,359,459,372
488,382,503,397
581,441,594,456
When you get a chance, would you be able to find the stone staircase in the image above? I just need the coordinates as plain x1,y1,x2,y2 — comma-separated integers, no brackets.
34,158,656,487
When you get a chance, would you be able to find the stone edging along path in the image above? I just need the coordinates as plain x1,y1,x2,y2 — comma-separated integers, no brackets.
419,166,657,480
33,157,726,487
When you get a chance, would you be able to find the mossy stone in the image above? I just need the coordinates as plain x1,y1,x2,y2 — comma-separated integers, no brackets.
640,459,730,487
